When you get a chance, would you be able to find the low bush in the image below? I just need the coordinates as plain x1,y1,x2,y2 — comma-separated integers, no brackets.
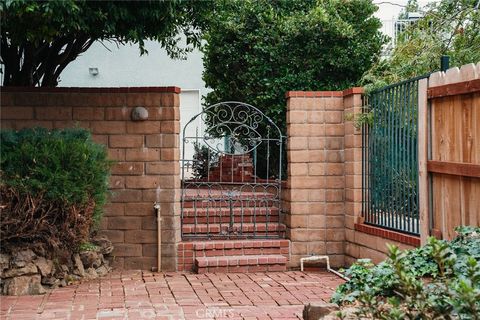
332,226,480,319
0,128,111,256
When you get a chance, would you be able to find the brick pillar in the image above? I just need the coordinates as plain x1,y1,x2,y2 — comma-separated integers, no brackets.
343,88,365,265
285,91,346,268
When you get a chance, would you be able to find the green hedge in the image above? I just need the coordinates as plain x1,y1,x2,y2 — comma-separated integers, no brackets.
0,128,111,252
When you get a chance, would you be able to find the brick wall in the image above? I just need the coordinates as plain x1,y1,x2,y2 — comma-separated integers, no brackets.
1,87,181,271
285,88,419,268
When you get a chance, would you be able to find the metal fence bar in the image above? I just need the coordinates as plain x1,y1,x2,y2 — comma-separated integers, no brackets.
362,75,429,235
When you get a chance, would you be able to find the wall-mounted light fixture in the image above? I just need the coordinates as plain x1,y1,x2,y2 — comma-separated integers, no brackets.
89,67,99,76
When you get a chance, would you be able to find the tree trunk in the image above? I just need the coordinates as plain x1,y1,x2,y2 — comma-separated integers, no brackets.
1,36,93,87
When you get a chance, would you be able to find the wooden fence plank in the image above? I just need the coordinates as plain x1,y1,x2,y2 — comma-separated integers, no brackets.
428,79,480,98
418,78,429,244
427,161,480,178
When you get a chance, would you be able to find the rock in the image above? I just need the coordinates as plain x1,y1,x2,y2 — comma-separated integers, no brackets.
323,307,359,320
73,254,85,277
12,249,36,268
2,275,45,295
65,274,81,285
80,251,102,269
84,268,98,279
0,253,10,268
0,253,10,277
34,257,53,277
55,264,69,279
303,303,339,320
95,265,110,277
131,106,149,121
59,279,67,287
92,236,114,255
2,263,38,278
41,276,58,286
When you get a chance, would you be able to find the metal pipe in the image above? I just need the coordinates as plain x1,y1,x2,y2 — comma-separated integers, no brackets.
300,255,350,281
154,202,162,272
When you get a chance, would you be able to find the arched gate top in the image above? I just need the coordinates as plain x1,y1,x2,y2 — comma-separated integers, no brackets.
183,101,282,155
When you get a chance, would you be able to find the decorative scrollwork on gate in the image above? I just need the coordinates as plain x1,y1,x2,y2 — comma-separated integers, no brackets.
185,102,281,155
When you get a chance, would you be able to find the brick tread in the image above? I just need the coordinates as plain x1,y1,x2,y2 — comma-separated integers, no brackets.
185,239,289,250
182,207,279,216
196,254,287,268
182,223,286,234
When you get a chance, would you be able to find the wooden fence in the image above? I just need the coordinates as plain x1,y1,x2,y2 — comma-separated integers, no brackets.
418,63,480,242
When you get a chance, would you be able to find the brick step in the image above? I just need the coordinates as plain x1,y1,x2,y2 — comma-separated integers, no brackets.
182,223,286,236
182,215,279,224
182,207,279,217
182,199,277,208
177,239,290,272
191,239,290,257
195,255,287,273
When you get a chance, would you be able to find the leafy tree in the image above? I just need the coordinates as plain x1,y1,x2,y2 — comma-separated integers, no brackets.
1,0,212,87
362,0,480,91
202,0,385,132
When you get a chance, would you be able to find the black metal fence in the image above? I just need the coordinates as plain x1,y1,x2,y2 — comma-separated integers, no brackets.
362,75,429,235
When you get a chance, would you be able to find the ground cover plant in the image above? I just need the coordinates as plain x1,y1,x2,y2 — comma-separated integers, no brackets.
0,128,111,257
332,226,480,319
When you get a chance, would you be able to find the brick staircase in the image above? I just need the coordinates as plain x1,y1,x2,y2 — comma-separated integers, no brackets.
182,191,285,239
208,155,254,182
177,239,290,273
180,188,289,273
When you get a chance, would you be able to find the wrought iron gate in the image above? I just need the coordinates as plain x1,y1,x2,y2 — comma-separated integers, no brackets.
181,102,284,240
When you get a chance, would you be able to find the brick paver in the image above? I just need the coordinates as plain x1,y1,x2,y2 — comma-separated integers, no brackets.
0,271,343,319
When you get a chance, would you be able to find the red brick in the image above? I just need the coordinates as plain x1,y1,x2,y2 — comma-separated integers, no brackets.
97,230,124,243
91,121,126,134
108,148,126,161
109,176,125,189
124,230,157,243
1,107,34,119
125,203,155,216
72,107,104,120
126,121,161,134
112,244,142,257
108,217,141,230
111,162,144,175
12,120,53,129
110,189,142,203
159,121,180,134
109,135,144,148
125,176,160,189
125,148,160,161
91,134,108,145
105,107,132,120
36,107,72,120
103,203,125,217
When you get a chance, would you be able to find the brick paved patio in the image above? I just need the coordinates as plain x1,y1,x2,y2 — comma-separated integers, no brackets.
0,271,343,319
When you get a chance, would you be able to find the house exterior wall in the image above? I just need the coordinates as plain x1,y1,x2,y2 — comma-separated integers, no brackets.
1,87,181,271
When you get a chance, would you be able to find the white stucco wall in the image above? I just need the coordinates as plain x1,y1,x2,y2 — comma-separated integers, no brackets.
59,40,206,94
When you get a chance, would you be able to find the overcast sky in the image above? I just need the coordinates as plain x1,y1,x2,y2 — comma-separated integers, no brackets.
373,0,436,20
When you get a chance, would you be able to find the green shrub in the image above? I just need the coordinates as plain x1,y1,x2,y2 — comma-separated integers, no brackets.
0,128,111,254
332,226,480,319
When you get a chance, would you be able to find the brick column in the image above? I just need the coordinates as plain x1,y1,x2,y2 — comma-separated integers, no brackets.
285,91,346,268
343,88,365,265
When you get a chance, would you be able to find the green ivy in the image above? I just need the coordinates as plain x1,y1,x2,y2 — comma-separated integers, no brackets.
332,226,480,319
